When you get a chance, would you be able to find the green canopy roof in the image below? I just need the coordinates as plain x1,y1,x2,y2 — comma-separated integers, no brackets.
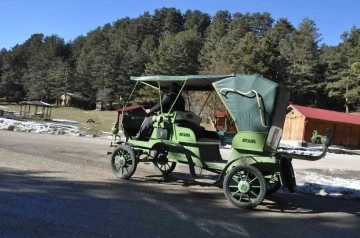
212,74,289,133
130,73,289,133
130,74,235,91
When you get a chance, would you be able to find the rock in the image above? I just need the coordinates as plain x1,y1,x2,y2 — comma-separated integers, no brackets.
6,125,15,131
76,132,87,137
57,129,65,135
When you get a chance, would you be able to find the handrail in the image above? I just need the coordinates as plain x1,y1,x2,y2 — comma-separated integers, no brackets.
275,130,332,161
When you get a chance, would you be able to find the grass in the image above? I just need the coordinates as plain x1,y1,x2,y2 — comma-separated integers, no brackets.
0,104,118,135
1,103,213,134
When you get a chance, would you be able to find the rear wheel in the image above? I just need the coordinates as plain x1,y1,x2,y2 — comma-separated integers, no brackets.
152,148,176,175
265,173,281,195
223,165,266,209
110,144,137,179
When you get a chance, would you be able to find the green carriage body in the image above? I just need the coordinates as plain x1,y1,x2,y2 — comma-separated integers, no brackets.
108,73,332,209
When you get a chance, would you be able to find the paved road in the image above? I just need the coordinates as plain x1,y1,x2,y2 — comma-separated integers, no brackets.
0,131,359,237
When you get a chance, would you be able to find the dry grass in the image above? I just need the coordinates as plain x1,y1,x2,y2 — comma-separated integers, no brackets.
0,104,118,134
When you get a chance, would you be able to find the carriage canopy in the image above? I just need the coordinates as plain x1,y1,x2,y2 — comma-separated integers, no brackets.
131,74,289,133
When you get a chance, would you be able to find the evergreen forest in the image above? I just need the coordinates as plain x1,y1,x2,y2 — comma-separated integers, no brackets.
1,8,360,114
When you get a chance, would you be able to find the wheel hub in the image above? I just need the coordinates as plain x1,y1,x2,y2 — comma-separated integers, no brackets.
118,157,126,166
238,180,251,193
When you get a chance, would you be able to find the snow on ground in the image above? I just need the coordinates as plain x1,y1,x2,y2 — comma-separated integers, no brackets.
0,118,94,137
295,170,360,200
277,143,360,200
1,116,359,200
51,119,80,124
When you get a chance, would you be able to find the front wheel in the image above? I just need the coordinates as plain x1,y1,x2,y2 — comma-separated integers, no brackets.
223,165,266,209
110,144,137,179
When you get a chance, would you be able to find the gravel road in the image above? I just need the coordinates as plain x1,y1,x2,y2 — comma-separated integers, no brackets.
0,130,359,238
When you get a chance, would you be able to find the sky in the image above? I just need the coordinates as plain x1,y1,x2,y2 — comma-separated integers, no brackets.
1,0,360,50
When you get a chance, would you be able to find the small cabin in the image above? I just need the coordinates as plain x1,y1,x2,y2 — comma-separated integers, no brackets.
282,104,360,148
213,111,237,132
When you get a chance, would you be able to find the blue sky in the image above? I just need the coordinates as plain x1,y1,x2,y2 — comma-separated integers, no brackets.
1,0,359,50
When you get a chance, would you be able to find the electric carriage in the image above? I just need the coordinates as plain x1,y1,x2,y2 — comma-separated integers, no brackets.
107,74,332,209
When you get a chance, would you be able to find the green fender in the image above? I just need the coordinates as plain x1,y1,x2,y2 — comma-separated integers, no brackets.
214,156,259,184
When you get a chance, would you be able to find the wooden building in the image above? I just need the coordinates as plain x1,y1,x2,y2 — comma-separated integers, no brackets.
55,92,94,110
282,104,360,147
213,111,237,132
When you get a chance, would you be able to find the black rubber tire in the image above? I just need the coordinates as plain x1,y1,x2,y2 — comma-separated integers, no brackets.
110,144,137,179
281,158,297,193
152,149,176,175
265,173,281,195
223,165,266,209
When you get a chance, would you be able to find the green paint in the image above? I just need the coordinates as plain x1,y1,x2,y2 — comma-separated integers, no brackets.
232,132,267,151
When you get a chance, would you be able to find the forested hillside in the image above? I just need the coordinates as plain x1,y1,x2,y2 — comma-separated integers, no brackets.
1,8,360,112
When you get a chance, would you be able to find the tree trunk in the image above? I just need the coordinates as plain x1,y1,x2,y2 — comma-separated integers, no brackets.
345,83,349,113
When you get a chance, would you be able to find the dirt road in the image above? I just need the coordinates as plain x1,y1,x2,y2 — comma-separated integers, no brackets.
0,131,359,237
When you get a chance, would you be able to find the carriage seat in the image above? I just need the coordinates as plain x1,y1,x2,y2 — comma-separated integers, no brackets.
174,111,201,125
174,111,203,139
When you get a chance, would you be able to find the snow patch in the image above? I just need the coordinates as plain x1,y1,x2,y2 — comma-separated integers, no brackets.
0,118,88,136
51,119,80,124
295,170,360,200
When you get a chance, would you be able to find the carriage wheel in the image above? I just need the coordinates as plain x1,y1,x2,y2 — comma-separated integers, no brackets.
152,148,176,175
265,173,281,195
223,165,266,209
111,144,137,179
281,158,297,193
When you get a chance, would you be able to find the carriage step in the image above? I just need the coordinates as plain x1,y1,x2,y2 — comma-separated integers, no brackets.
194,178,217,184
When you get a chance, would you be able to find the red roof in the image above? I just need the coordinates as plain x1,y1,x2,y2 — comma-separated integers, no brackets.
290,104,360,126
117,105,143,112
216,111,228,118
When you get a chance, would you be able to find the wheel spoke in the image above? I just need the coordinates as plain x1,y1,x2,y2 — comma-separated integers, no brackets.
246,194,251,202
250,190,258,197
245,171,249,180
249,177,258,184
121,167,124,174
252,186,261,188
229,185,238,188
231,190,241,197
231,177,240,184
239,193,243,202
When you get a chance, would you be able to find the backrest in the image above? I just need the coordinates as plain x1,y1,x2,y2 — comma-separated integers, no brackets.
173,111,203,140
174,111,201,125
